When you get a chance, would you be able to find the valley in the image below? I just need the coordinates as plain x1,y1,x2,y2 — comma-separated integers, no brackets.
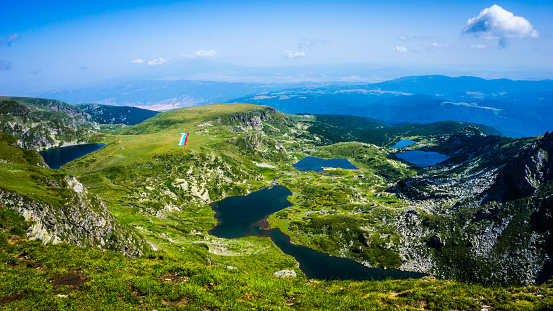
1,97,553,309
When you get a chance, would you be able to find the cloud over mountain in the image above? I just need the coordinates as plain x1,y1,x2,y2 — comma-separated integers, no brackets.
298,38,329,49
463,5,538,48
193,49,218,57
284,50,305,59
394,46,408,53
147,58,168,65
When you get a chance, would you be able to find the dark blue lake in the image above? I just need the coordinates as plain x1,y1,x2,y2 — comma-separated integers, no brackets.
209,186,293,239
391,140,416,148
209,186,427,281
39,143,105,169
293,156,358,172
395,150,450,167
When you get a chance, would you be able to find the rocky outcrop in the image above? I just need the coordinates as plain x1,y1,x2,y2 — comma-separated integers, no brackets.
0,178,147,257
530,196,553,232
426,235,445,249
484,132,553,203
0,99,94,150
220,107,295,134
273,270,296,277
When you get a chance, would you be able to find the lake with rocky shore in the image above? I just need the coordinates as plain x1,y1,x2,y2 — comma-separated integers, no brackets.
209,186,427,281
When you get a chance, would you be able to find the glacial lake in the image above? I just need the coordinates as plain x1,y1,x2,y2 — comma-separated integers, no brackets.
39,143,105,169
209,186,427,281
395,150,450,167
390,139,416,149
293,156,358,172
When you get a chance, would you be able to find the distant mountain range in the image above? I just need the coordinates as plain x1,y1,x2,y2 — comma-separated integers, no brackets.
231,75,553,137
36,75,553,137
39,80,333,111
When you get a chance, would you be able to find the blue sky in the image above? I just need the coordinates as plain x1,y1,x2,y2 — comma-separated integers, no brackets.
1,0,552,94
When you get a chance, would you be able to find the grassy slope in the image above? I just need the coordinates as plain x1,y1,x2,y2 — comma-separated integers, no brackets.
61,103,424,272
1,207,552,310
61,103,532,275
2,103,553,308
61,104,301,275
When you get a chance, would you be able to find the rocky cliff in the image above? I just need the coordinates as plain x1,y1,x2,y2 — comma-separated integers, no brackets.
0,134,148,257
484,131,553,203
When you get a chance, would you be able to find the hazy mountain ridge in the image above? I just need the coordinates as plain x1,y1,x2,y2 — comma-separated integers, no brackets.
32,75,553,137
232,75,553,138
39,80,333,111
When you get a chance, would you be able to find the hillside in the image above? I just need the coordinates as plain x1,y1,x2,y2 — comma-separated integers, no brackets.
75,103,159,125
0,96,158,150
54,103,551,284
0,134,147,256
2,207,551,310
2,101,553,308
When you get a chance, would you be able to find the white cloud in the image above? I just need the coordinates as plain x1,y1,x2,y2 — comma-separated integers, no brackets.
431,43,449,48
132,59,145,64
463,4,538,48
394,46,408,53
181,50,219,58
193,49,218,57
426,42,450,52
470,44,488,49
284,50,305,58
395,43,450,53
298,38,329,49
147,58,168,65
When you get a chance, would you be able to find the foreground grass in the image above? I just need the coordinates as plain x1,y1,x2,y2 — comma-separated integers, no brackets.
2,207,553,310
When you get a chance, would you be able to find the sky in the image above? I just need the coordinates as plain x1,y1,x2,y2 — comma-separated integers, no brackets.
1,0,552,95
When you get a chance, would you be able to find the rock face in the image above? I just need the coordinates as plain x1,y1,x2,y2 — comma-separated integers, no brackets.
530,196,553,232
220,107,295,134
0,178,147,257
426,235,445,249
0,99,94,150
485,132,553,203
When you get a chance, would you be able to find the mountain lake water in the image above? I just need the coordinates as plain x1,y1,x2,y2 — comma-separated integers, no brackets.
395,150,450,167
39,143,106,169
209,185,427,281
390,139,416,148
293,156,358,172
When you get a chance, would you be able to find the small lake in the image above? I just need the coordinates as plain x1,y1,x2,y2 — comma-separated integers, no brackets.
390,140,416,149
39,143,105,169
395,150,450,167
293,156,358,172
209,186,293,239
209,186,426,281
